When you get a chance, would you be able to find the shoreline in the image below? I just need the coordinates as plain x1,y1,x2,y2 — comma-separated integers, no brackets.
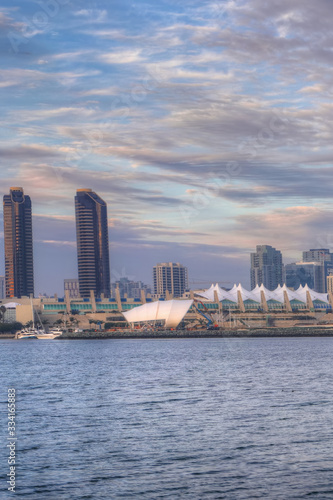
4,327,333,340
55,327,333,339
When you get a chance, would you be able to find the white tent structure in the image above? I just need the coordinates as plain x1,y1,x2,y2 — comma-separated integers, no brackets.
4,302,20,309
122,299,193,328
196,283,330,310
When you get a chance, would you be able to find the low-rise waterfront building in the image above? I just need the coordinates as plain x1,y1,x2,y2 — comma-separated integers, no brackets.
1,281,332,331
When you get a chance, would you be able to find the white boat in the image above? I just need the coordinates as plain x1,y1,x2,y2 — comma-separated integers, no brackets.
32,300,62,339
36,332,60,339
37,327,62,339
18,298,61,339
17,328,38,339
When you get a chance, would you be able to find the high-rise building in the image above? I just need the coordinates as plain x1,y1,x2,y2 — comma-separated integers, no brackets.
64,279,80,299
3,187,34,298
111,277,151,299
285,262,323,291
302,249,333,292
250,245,283,290
75,189,111,298
303,249,332,263
0,276,5,299
153,262,188,298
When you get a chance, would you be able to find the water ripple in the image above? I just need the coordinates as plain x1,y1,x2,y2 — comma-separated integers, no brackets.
1,337,333,498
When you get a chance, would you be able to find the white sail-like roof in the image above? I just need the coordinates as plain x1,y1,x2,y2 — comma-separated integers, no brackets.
292,284,329,304
200,284,214,300
196,283,261,304
225,284,238,303
195,283,329,306
246,284,261,303
197,283,230,302
251,284,282,303
4,302,21,308
264,284,282,302
236,284,259,303
122,299,193,328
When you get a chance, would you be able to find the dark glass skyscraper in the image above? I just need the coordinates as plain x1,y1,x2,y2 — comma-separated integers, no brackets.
3,187,34,298
75,189,111,298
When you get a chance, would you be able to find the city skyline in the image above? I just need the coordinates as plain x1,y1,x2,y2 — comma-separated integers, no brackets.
2,4,332,499
1,185,333,296
1,1,333,294
0,185,333,296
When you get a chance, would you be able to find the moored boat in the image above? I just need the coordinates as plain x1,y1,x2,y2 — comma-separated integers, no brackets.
17,328,38,339
37,328,62,339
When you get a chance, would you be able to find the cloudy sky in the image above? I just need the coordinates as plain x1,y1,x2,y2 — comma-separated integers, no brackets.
1,0,333,295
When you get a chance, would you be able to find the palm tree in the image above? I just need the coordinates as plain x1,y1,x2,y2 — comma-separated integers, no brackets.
89,319,96,329
0,305,6,323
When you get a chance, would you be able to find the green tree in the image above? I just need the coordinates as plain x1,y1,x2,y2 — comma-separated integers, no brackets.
0,305,6,323
0,322,22,333
89,319,96,329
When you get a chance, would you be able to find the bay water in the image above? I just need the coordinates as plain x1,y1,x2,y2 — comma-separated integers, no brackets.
1,337,333,499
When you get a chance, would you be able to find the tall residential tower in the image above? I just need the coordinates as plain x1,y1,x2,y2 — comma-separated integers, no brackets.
3,187,34,298
75,189,111,298
250,245,283,291
153,262,188,298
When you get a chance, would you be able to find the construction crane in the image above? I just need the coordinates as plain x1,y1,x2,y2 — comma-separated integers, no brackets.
189,279,231,286
192,299,218,328
189,280,230,328
193,303,213,326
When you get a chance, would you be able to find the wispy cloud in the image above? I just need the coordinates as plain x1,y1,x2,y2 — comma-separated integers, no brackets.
1,0,333,293
99,49,144,64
